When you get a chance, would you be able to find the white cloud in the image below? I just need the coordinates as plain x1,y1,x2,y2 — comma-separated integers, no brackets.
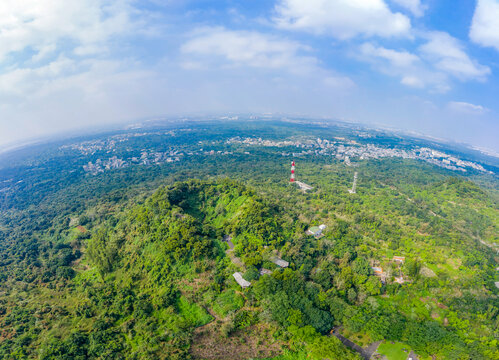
0,57,77,96
357,32,489,92
273,0,412,39
401,76,424,88
181,27,356,90
0,55,360,148
0,0,142,62
470,0,499,51
0,56,153,103
323,75,356,89
360,43,419,67
0,22,359,147
271,1,488,90
0,56,164,146
0,0,160,145
419,32,490,81
181,27,317,73
391,0,427,17
448,101,488,114
357,42,448,91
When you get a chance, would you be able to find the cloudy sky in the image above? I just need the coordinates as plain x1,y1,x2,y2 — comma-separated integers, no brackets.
0,0,498,152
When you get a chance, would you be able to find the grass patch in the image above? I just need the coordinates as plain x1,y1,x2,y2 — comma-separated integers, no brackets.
377,341,411,360
340,328,372,347
177,296,213,327
211,289,244,317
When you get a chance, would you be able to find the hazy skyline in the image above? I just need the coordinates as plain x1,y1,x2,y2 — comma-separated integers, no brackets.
0,0,498,152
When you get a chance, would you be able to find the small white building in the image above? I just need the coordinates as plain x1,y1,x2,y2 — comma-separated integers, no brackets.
394,276,405,284
271,257,289,268
306,224,326,237
295,181,313,192
260,268,273,276
233,272,251,288
393,256,405,263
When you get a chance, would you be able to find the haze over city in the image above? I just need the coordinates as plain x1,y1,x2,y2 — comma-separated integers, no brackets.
0,0,498,151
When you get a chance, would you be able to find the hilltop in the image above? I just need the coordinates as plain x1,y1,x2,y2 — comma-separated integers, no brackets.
0,120,498,359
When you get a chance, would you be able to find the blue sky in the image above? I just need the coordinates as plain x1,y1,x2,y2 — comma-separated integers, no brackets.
0,0,498,152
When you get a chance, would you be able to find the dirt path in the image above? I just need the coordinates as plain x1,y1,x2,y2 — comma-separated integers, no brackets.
202,305,219,322
224,235,245,268
191,324,282,360
333,332,364,355
364,340,383,359
226,249,244,268
332,328,382,359
223,235,235,249
407,350,418,359
477,237,499,252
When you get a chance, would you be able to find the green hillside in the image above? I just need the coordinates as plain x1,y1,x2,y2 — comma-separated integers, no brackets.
0,122,498,359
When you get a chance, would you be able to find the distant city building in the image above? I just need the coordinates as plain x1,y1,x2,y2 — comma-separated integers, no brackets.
226,136,491,174
78,132,493,176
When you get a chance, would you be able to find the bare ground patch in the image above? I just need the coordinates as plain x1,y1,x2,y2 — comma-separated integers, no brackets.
190,323,283,360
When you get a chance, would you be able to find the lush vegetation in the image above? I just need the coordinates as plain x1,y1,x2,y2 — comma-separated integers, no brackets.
0,120,497,359
376,342,411,360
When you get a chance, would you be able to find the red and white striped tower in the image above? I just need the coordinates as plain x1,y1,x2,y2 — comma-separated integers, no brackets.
290,161,295,182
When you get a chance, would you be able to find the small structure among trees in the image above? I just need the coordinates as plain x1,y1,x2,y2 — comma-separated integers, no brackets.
271,257,289,268
393,256,405,263
306,224,326,238
260,268,272,275
233,272,251,288
295,181,313,192
394,276,405,284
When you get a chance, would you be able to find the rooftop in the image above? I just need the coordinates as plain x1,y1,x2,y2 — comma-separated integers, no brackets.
295,181,313,191
260,268,273,275
306,224,326,237
271,257,289,268
233,272,251,288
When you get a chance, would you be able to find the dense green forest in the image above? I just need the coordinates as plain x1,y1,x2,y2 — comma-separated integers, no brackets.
0,120,498,359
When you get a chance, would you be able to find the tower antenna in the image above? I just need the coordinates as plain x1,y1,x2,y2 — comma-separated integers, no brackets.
290,161,295,182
